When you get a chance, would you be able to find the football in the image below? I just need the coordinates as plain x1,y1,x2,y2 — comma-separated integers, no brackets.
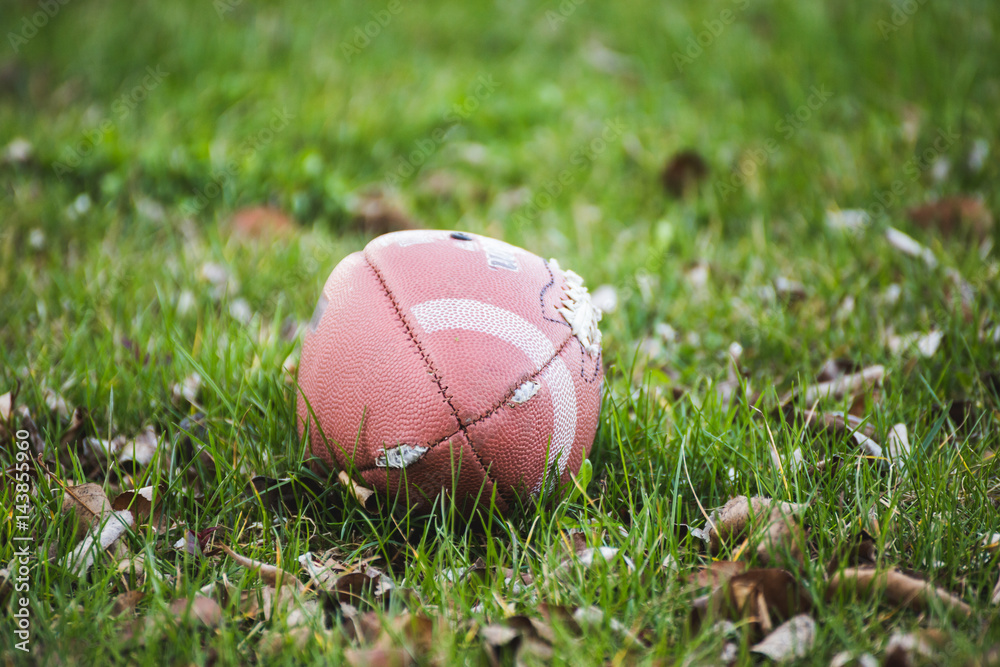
296,230,603,515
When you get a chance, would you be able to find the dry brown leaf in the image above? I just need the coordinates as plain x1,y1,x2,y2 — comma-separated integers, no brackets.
883,629,950,667
726,569,812,624
785,366,885,406
685,561,748,589
169,595,223,627
351,191,418,237
661,149,709,198
299,550,348,591
695,496,807,565
907,196,994,240
751,614,815,662
220,544,304,592
331,566,393,606
537,603,583,635
62,483,113,533
116,427,160,467
258,627,330,659
111,590,145,616
826,530,878,574
338,470,377,511
480,623,522,667
693,568,812,639
341,609,383,644
826,567,971,616
60,406,89,446
345,646,413,667
112,485,165,531
228,206,296,241
792,408,877,441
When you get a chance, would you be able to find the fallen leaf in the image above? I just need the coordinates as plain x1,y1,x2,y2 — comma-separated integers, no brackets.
351,191,418,236
885,330,944,358
883,629,949,666
171,373,202,405
907,196,993,240
62,510,133,578
774,276,807,303
784,366,885,406
0,389,12,423
693,568,812,639
258,627,331,659
826,567,971,616
344,646,412,667
694,496,807,565
790,407,877,442
885,423,910,467
60,406,89,445
169,595,223,627
661,149,709,198
220,544,304,592
42,387,70,418
559,546,636,574
751,614,816,662
685,561,748,589
826,530,878,574
826,209,870,233
228,206,296,241
173,529,203,558
338,470,377,511
112,485,165,531
62,483,113,533
829,650,878,667
111,590,145,616
480,623,522,667
885,227,937,268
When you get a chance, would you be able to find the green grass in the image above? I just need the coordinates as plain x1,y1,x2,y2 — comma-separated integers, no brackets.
2,0,999,664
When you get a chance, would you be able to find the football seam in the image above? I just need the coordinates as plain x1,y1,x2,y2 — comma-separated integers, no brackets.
354,332,577,501
539,260,573,330
362,252,500,488
465,333,575,429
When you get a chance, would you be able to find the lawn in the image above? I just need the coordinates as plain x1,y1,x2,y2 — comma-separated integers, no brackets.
1,0,999,664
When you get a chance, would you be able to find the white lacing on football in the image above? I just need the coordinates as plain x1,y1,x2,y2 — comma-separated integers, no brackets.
375,444,429,468
549,259,603,357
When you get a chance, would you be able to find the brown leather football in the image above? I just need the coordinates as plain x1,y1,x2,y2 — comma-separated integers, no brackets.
296,230,603,514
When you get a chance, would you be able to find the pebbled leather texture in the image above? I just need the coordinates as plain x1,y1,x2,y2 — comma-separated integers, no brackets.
296,230,603,514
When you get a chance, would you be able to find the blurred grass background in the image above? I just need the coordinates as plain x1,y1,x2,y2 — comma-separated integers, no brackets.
1,0,999,663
